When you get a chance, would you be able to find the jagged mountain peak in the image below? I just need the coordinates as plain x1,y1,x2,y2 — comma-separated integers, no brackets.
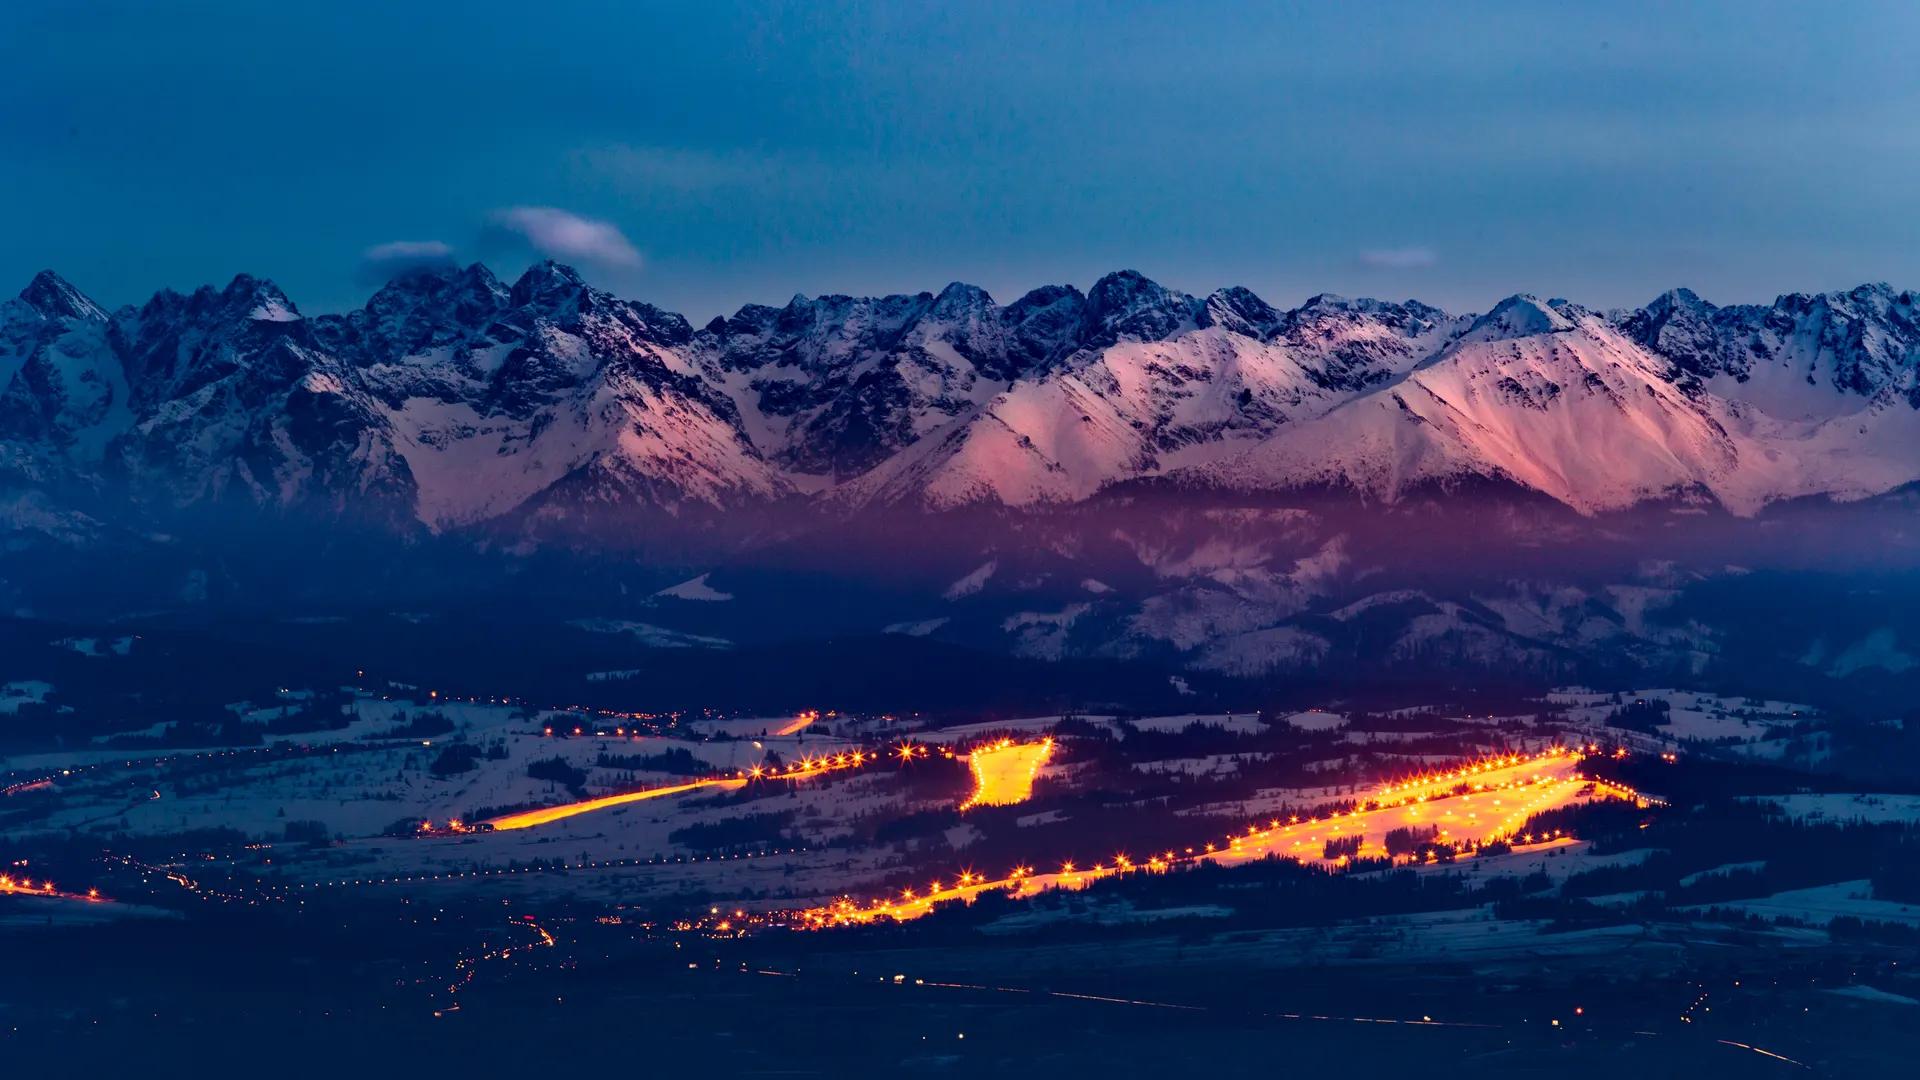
11,266,1920,541
135,273,302,328
1297,291,1351,309
1199,286,1282,338
1463,294,1575,341
1296,292,1406,316
498,261,694,347
363,262,508,316
708,301,781,338
929,280,996,315
1649,285,1710,311
1279,292,1433,324
509,260,591,309
1268,293,1462,393
1083,269,1198,345
345,262,513,359
766,289,933,343
999,283,1088,370
371,260,505,297
1086,268,1183,307
1617,286,1720,372
218,273,300,321
1009,282,1084,308
1774,281,1903,313
17,270,107,322
1770,282,1918,331
1618,282,1920,405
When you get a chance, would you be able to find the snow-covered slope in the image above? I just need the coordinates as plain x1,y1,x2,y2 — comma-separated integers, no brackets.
836,293,1462,508
692,280,1085,484
6,267,1920,537
4,264,791,533
109,272,419,519
0,272,128,480
1623,283,1920,416
1200,291,1920,515
339,262,790,529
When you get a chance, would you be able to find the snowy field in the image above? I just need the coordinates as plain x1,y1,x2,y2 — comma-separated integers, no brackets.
0,685,1842,930
1528,687,1825,765
1748,793,1920,826
0,680,54,714
1678,880,1920,928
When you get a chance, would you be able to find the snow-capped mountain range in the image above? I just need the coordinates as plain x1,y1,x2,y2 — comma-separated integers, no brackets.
6,263,1920,539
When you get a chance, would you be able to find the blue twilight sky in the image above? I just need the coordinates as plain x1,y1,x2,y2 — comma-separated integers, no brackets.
3,0,1917,322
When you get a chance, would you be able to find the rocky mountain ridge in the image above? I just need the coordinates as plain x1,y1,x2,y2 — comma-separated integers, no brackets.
6,264,1920,541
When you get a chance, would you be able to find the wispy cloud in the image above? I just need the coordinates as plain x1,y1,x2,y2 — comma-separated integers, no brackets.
570,144,777,193
568,142,912,202
484,206,641,268
1357,246,1439,270
357,239,456,283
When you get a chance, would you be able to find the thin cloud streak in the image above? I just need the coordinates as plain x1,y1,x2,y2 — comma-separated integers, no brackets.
1357,247,1439,270
357,240,457,283
485,206,642,269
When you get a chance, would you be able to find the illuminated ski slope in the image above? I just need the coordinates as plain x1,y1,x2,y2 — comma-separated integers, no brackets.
483,777,748,830
798,748,1657,926
961,738,1054,809
481,750,876,831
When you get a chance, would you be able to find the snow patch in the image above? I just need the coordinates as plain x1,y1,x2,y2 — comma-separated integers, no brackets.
942,560,998,600
883,617,949,637
567,618,731,649
654,573,733,602
1,680,55,714
249,300,301,322
1280,709,1348,731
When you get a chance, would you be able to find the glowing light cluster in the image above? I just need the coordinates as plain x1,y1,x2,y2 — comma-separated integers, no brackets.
959,738,1054,810
480,750,877,831
793,745,1651,929
773,710,820,737
1372,747,1571,805
0,873,104,902
483,778,748,831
